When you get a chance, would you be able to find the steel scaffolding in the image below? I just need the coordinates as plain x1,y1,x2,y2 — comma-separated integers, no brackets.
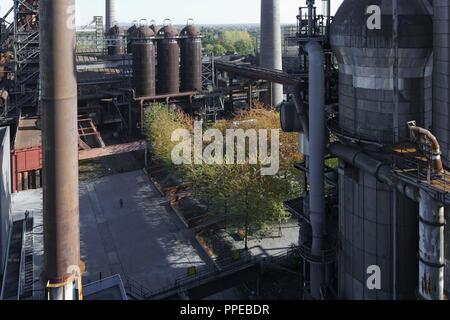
0,0,41,118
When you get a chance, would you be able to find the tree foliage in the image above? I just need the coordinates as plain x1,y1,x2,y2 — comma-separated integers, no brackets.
143,103,302,236
203,29,256,56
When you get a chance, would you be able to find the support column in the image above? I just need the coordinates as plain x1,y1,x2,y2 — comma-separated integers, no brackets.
40,0,81,300
418,190,445,300
305,41,327,300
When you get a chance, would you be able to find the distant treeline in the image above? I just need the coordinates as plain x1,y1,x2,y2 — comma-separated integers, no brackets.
200,26,259,56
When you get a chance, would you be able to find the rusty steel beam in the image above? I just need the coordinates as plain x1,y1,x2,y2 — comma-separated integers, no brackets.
131,89,198,102
215,60,305,86
40,0,82,300
78,141,146,161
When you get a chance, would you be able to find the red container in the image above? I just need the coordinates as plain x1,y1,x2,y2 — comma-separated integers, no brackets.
12,147,42,193
12,117,43,192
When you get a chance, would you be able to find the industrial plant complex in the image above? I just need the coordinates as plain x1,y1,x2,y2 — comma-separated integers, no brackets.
0,0,449,302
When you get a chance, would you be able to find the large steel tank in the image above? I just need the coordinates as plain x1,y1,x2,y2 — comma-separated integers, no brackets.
149,20,158,34
331,0,432,300
180,20,203,92
331,0,433,144
338,168,418,299
433,1,450,293
156,20,180,94
132,25,156,97
107,24,125,55
126,21,138,54
434,1,450,168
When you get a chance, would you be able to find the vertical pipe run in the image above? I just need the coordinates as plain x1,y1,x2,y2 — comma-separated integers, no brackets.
305,41,327,300
418,190,445,300
40,0,81,300
392,190,398,300
105,0,116,32
260,0,283,106
307,0,315,37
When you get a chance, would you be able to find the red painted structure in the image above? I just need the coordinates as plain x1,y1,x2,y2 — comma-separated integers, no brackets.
12,117,42,192
11,116,146,193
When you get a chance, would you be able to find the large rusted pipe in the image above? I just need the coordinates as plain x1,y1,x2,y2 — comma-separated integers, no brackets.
40,0,81,300
409,124,444,175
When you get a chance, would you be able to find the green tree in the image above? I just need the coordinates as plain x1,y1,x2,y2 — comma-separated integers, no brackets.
143,104,301,238
234,39,255,56
202,29,256,56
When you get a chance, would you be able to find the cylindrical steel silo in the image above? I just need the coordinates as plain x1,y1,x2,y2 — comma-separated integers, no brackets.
149,20,158,34
331,0,432,300
156,20,180,94
434,1,450,168
180,20,203,92
434,0,450,293
126,21,138,54
107,24,125,55
132,25,156,97
331,0,433,144
338,168,418,299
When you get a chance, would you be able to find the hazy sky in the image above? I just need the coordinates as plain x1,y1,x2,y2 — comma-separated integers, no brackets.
0,0,344,26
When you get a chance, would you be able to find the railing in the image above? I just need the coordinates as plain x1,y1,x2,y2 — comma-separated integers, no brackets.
328,118,398,147
390,146,450,204
125,251,255,300
298,242,337,265
124,247,307,301
261,248,303,269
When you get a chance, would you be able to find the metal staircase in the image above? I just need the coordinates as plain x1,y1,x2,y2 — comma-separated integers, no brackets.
12,0,40,111
19,216,34,299
0,0,40,117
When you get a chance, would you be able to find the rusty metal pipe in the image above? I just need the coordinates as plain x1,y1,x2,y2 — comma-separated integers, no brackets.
409,125,444,174
40,0,81,300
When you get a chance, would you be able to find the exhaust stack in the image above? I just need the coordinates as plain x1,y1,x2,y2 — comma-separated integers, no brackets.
40,0,81,300
105,0,116,32
260,0,284,107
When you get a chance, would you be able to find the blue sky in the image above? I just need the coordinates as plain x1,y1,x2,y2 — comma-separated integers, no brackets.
0,0,343,26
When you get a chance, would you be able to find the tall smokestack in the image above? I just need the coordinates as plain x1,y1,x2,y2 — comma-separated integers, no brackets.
105,0,116,31
40,0,81,300
260,0,284,107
